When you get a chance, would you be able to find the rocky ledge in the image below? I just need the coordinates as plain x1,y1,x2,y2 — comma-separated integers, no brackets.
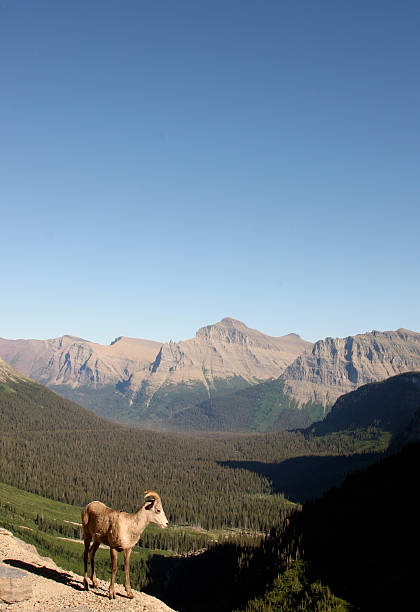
0,528,175,611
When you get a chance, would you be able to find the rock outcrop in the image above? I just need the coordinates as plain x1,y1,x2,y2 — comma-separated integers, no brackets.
0,335,162,389
127,318,311,406
280,328,420,407
0,527,175,611
0,560,32,604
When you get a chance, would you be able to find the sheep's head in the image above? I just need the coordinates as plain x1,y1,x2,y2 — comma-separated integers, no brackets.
144,490,168,529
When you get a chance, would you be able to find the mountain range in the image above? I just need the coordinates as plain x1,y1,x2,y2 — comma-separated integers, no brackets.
0,318,309,427
1,319,419,431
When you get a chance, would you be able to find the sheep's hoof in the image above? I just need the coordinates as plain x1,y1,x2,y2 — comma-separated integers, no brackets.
92,578,98,588
126,591,134,599
83,578,90,591
109,590,116,600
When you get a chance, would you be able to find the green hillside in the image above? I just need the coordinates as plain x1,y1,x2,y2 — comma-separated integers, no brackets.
168,378,325,432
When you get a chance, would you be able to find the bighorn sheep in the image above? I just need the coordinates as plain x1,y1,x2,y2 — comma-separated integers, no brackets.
81,490,168,599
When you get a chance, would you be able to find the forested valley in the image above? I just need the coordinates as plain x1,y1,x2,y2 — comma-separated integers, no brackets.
1,372,419,610
0,375,390,532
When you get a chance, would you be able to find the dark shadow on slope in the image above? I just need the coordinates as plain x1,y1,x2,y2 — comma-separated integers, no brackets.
138,542,278,612
3,558,85,591
219,453,382,503
287,442,420,611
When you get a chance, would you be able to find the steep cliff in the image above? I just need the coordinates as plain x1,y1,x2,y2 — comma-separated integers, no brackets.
0,335,162,388
280,328,420,407
126,318,310,407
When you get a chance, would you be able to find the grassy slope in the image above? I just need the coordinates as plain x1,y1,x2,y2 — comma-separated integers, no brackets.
0,481,81,523
0,480,211,588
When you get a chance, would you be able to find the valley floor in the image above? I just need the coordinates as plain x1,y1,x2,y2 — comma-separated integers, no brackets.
0,528,175,612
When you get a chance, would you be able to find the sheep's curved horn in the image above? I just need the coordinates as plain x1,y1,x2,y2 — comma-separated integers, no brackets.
144,490,160,503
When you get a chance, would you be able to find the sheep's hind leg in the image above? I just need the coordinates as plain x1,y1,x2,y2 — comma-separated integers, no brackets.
83,534,91,591
123,548,134,598
89,541,100,588
109,548,118,599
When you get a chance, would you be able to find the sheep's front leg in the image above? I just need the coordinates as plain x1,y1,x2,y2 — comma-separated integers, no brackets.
89,542,99,588
109,548,118,599
123,548,134,598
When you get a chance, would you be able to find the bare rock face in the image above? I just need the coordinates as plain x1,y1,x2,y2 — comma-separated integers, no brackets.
127,318,311,405
0,334,163,389
280,328,420,407
0,319,310,409
0,562,32,603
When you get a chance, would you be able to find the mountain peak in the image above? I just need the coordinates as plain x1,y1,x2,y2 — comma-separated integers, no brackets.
195,317,249,339
215,317,249,331
220,317,248,329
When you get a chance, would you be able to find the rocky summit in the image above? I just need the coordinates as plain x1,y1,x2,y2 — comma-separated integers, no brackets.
125,318,311,407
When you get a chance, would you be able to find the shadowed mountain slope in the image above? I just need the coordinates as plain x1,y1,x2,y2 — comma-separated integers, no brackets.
309,370,420,435
287,441,420,610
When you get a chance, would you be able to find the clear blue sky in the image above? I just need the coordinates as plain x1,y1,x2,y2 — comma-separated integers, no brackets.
1,0,419,344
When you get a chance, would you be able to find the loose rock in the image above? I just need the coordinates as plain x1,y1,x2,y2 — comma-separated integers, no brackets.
0,563,32,603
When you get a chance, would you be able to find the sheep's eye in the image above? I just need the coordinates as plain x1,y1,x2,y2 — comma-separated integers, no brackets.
156,509,161,513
